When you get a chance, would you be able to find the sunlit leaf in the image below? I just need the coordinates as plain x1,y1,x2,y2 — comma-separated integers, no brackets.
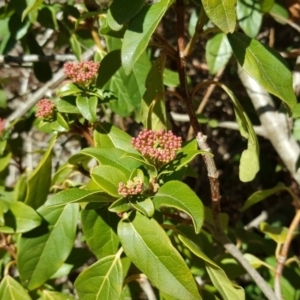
18,204,79,290
0,275,32,300
118,212,201,300
75,255,123,300
153,181,204,233
228,32,297,112
25,136,56,209
202,0,237,33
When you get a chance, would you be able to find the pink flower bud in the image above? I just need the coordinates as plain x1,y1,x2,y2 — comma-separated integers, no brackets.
36,99,55,118
64,61,100,84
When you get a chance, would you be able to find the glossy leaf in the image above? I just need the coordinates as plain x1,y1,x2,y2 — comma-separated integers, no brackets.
75,255,123,300
260,222,290,244
236,0,262,38
72,147,141,177
18,204,79,290
118,212,200,300
76,95,98,122
25,136,56,209
206,33,232,74
1,201,42,233
121,152,158,178
130,196,155,218
70,34,81,61
202,0,237,33
107,0,145,31
0,275,32,300
228,32,297,112
22,0,43,21
57,83,82,98
55,98,80,115
121,0,170,74
41,290,75,300
0,150,12,172
160,149,211,177
178,235,245,300
94,123,137,153
45,188,115,207
91,165,127,198
153,181,204,233
103,40,152,117
240,183,286,212
219,83,259,182
81,208,120,259
108,197,131,214
96,49,122,88
144,56,168,130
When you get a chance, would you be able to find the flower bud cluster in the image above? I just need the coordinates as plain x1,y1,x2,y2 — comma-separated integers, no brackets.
64,61,100,84
118,177,143,197
131,129,182,164
0,118,6,137
36,99,55,118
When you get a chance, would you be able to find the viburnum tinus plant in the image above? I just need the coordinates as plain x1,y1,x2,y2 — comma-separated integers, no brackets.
1,1,300,300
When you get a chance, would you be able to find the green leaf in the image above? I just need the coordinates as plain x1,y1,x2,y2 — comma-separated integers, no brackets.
236,0,262,38
260,222,290,244
121,0,170,74
0,150,12,172
163,68,180,87
178,235,245,300
1,201,42,233
103,41,152,117
118,212,201,300
72,147,142,177
56,112,70,130
107,0,145,31
57,83,82,98
55,96,80,114
160,149,211,177
76,95,98,122
81,208,120,259
94,123,137,153
108,197,131,214
18,204,79,290
218,83,259,182
75,255,123,300
129,196,155,218
91,165,127,198
206,33,232,74
46,189,115,207
70,34,82,61
228,32,297,112
25,136,56,209
22,0,44,21
96,50,122,88
121,152,158,178
144,56,168,130
202,0,237,33
153,181,204,233
41,290,75,300
240,183,286,212
0,275,32,300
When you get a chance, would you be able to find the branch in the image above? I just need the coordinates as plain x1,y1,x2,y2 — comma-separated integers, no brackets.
238,66,300,185
0,54,77,64
170,112,266,137
274,209,300,299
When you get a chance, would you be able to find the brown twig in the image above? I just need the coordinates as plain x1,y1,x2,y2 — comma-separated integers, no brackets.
0,233,17,260
187,66,225,140
274,209,300,299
